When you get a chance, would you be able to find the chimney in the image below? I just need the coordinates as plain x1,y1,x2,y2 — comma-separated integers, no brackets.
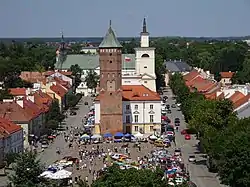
16,98,24,108
26,88,30,95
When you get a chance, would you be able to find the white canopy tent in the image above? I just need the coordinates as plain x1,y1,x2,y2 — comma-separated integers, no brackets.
149,134,158,140
91,134,102,139
134,132,143,138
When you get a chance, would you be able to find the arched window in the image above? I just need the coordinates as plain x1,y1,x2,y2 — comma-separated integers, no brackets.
141,54,150,58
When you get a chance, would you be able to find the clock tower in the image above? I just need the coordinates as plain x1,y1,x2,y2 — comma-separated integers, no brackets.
98,21,123,134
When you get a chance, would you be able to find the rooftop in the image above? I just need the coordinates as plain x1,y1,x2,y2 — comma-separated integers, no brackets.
99,21,122,48
165,60,191,72
0,102,32,122
0,117,22,136
95,85,160,101
220,72,234,78
50,83,68,97
9,88,26,96
183,70,200,82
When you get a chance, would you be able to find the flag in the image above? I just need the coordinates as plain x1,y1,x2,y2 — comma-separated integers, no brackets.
125,56,131,62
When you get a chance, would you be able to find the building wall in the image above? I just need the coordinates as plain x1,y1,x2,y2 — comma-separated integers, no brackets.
135,48,155,77
3,129,24,154
0,138,4,167
94,100,161,134
81,48,98,54
139,77,156,92
49,72,73,85
220,78,232,85
99,48,123,134
42,83,63,110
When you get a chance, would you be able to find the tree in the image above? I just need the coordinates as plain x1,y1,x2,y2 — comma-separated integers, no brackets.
70,64,82,87
46,100,64,123
92,165,167,187
8,151,53,187
85,70,99,91
66,93,78,108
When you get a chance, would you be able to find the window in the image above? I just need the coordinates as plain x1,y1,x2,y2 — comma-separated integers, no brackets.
110,53,112,56
150,126,154,132
110,60,112,63
150,104,153,109
126,115,130,123
144,81,147,83
141,54,150,57
134,115,138,123
134,105,138,110
109,93,112,96
112,73,115,77
144,66,147,68
134,126,139,132
150,115,154,123
126,105,130,110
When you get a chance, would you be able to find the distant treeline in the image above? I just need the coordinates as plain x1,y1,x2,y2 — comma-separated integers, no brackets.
0,36,250,44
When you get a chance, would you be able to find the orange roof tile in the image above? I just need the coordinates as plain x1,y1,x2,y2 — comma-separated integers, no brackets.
34,91,53,112
44,71,72,76
191,79,216,93
204,92,217,100
54,77,71,89
183,70,200,82
234,94,250,109
217,92,225,100
0,102,32,122
228,91,245,104
50,84,67,97
186,76,204,87
23,99,42,118
0,117,22,136
20,71,45,83
95,85,161,101
9,88,26,96
220,72,234,78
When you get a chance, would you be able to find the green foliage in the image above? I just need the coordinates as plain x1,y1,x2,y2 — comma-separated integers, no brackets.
4,152,19,167
92,165,167,187
85,70,99,90
8,151,53,187
169,73,250,187
46,100,64,130
0,89,13,101
0,42,56,89
70,64,82,86
66,93,82,108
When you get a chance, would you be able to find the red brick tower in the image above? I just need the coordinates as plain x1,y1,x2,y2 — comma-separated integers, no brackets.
98,21,123,134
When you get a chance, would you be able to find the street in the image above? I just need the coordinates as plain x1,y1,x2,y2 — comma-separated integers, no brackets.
162,86,226,187
38,96,94,164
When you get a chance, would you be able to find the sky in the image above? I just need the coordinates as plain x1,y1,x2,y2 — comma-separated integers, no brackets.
0,0,250,38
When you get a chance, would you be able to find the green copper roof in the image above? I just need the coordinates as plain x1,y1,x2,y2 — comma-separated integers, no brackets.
99,21,122,48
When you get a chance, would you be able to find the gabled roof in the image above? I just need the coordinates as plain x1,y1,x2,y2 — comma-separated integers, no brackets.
50,84,68,97
204,92,217,100
9,88,26,96
54,77,71,89
165,60,191,72
20,71,45,83
183,70,200,82
220,72,234,78
228,91,245,104
234,94,250,109
99,22,122,48
0,117,22,136
34,91,53,113
0,102,32,122
95,85,160,101
44,71,72,76
217,92,225,100
23,99,42,118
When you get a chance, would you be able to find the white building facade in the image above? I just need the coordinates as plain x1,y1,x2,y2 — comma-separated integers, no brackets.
94,85,161,134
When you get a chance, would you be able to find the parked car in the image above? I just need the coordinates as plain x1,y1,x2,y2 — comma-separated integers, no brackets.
174,148,182,156
41,140,49,148
84,102,88,105
166,104,170,109
70,111,77,115
174,118,180,123
167,109,172,114
185,134,191,140
163,96,168,100
188,155,196,162
171,104,176,108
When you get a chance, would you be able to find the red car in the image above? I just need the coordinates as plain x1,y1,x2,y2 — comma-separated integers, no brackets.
185,134,191,140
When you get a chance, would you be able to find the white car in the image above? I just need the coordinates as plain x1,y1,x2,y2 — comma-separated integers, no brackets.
177,103,181,107
188,155,196,162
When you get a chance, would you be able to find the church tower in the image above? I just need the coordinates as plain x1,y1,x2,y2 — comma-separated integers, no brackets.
98,21,123,134
135,18,156,91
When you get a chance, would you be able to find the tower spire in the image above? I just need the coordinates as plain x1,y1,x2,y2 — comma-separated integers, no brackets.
109,20,112,28
142,17,147,33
